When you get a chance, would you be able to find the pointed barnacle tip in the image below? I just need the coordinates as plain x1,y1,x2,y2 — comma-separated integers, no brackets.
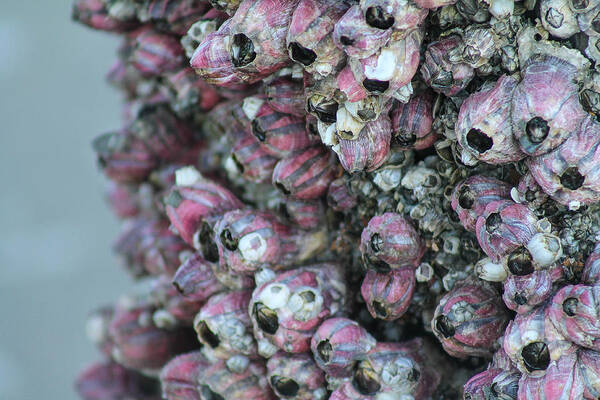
175,166,203,186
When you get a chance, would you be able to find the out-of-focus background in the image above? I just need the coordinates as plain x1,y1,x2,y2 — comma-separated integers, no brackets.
0,2,131,399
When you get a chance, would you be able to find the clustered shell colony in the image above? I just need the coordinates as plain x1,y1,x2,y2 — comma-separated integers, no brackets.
72,0,600,399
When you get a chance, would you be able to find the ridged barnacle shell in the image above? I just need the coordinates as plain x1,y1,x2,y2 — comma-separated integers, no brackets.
432,278,509,358
527,115,600,207
512,54,586,157
359,0,429,32
539,0,580,38
266,352,327,400
335,114,391,173
286,0,350,77
249,264,347,356
311,317,377,378
347,28,423,101
361,268,416,320
451,175,512,232
546,284,600,351
503,306,576,377
360,212,425,272
456,74,525,165
332,5,392,59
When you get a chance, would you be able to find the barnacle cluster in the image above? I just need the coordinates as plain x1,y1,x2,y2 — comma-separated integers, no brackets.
73,0,600,399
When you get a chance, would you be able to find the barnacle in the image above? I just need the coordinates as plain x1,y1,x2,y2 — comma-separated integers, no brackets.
74,0,600,398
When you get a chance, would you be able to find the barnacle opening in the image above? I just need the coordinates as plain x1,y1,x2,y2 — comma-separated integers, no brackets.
435,315,455,338
466,128,493,153
251,119,266,142
365,6,395,30
353,361,381,395
521,342,550,372
252,302,279,334
571,0,589,10
220,228,239,251
370,233,383,253
485,212,502,233
200,384,225,400
317,340,332,362
230,33,256,68
458,185,475,209
513,292,527,305
363,79,390,93
307,97,338,123
507,247,534,276
197,320,220,348
560,167,585,190
581,89,600,115
363,254,391,273
340,35,355,46
289,42,317,66
372,300,388,318
525,117,549,144
271,376,299,397
198,222,219,263
408,368,421,382
562,297,578,316
431,70,453,89
275,181,292,196
392,131,417,148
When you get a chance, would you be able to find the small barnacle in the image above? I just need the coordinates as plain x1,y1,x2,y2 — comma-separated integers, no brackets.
432,278,509,358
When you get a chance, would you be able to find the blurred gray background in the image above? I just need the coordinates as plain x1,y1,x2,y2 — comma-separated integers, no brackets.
1,2,131,399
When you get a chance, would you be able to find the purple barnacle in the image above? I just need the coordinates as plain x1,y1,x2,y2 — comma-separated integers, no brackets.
504,307,576,376
267,352,327,400
475,200,538,262
421,35,474,97
502,270,553,313
451,176,512,232
432,278,509,358
360,213,425,269
512,54,586,156
456,74,525,165
546,284,600,351
527,115,600,206
311,318,376,378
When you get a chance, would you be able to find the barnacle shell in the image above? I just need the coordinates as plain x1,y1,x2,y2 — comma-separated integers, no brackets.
272,145,338,199
475,200,539,262
333,5,392,59
389,91,436,151
360,212,425,271
527,115,600,207
336,114,391,173
287,0,350,77
512,55,586,157
432,278,509,358
456,74,525,165
361,268,416,320
311,317,377,378
266,352,327,399
546,284,600,351
451,175,512,232
503,307,576,377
